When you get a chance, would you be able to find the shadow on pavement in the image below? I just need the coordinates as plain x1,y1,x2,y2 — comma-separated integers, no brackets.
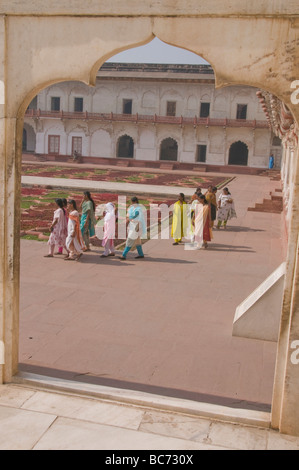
207,243,255,253
18,363,271,413
220,226,265,232
79,254,198,265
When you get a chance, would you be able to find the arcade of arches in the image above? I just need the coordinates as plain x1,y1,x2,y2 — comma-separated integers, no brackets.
116,136,179,161
1,1,299,437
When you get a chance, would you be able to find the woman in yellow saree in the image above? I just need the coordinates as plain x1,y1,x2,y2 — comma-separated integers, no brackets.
171,193,188,245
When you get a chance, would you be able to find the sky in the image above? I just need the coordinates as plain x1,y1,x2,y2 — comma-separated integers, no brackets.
107,37,209,64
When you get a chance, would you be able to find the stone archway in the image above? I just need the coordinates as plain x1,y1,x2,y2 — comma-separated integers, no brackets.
228,141,248,166
159,137,178,161
117,135,134,158
1,2,299,437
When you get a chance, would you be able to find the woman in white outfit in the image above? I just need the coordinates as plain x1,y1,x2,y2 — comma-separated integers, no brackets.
65,199,86,260
216,187,237,229
101,202,116,257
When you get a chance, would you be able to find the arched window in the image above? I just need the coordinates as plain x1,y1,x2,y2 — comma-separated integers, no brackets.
117,135,134,158
160,138,178,161
228,141,248,166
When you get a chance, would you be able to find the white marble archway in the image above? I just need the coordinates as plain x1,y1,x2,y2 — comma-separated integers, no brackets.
1,2,299,436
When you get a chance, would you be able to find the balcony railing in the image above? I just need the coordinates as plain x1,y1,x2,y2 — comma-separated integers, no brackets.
25,109,269,129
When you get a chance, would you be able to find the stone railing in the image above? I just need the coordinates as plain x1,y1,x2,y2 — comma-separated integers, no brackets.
25,109,269,129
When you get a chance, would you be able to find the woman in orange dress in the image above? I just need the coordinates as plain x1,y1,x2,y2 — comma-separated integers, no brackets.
65,199,86,260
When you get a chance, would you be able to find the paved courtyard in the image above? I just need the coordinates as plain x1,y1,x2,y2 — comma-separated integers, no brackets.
19,172,286,412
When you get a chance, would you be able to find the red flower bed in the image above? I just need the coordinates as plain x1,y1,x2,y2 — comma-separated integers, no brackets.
22,164,230,189
21,187,48,196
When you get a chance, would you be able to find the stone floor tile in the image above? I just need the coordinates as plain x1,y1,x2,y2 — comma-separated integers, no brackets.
139,410,211,443
33,416,226,450
207,421,268,450
22,390,145,430
0,385,35,408
0,405,56,450
267,429,299,450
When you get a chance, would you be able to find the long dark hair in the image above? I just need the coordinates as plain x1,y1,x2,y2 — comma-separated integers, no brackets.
68,199,77,211
84,191,95,211
199,194,208,205
55,198,66,214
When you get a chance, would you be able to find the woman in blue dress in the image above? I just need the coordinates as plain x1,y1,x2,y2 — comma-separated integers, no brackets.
120,196,147,260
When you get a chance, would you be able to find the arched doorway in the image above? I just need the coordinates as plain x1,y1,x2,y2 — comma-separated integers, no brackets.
17,37,289,426
22,123,36,153
117,135,134,158
228,141,248,166
2,7,299,436
160,137,178,161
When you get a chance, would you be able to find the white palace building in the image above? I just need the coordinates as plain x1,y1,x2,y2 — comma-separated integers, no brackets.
23,62,282,172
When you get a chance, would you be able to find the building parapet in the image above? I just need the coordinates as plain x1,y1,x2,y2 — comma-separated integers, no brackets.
25,109,269,129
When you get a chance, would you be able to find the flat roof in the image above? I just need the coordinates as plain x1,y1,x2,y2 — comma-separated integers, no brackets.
97,62,215,83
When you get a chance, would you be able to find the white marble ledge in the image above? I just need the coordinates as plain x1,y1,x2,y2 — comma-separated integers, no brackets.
1,384,299,450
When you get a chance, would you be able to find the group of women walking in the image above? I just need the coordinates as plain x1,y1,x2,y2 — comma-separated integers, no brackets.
44,191,96,260
44,191,146,261
44,184,236,260
171,185,237,249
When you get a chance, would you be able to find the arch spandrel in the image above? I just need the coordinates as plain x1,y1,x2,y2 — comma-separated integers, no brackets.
8,15,299,123
6,16,153,118
153,17,299,115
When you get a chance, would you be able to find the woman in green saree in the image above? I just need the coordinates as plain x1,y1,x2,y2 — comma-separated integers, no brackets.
80,191,96,251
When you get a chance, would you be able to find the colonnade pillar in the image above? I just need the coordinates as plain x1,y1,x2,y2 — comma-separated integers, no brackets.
272,144,299,435
0,16,21,384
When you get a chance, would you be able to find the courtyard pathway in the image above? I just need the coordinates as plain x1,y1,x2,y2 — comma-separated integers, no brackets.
1,169,294,449
19,171,286,408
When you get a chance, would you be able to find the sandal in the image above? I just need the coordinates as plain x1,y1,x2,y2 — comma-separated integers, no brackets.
44,254,54,258
64,256,75,261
